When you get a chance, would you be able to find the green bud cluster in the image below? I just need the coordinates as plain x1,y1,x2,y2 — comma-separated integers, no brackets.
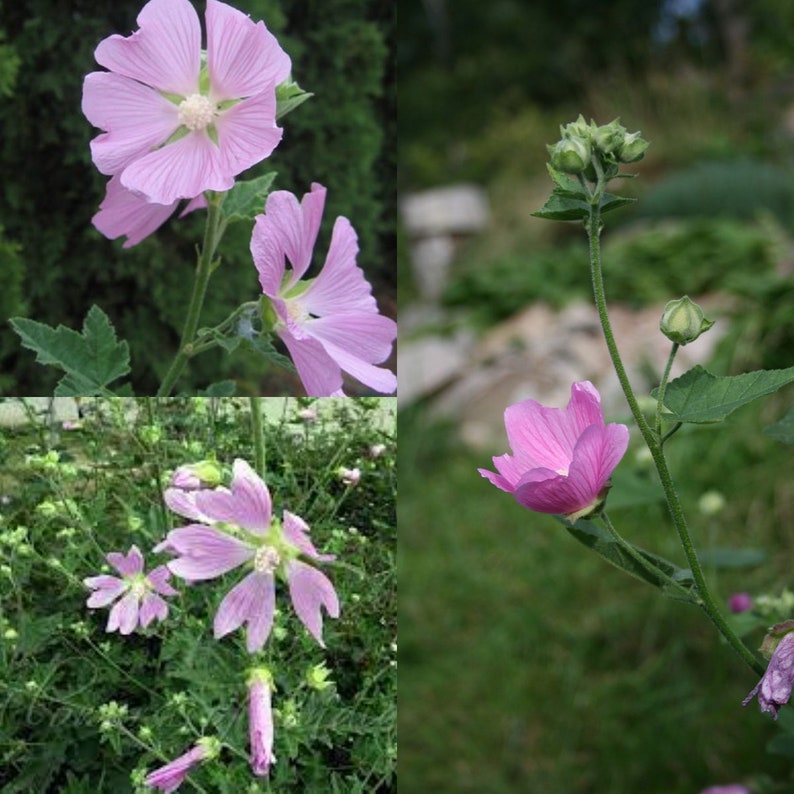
547,115,649,176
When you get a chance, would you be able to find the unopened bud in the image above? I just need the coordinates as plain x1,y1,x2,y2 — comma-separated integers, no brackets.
617,130,650,163
549,136,591,175
593,119,627,155
660,296,714,345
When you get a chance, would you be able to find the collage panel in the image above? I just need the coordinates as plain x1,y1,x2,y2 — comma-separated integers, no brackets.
0,0,396,398
0,397,395,791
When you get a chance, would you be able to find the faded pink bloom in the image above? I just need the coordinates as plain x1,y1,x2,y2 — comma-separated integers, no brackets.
144,737,220,793
479,382,629,521
297,407,318,423
92,174,207,248
338,467,361,487
729,592,753,614
82,0,290,205
248,668,276,776
743,630,794,718
368,443,387,459
160,459,339,651
251,183,397,397
700,786,750,794
84,545,177,634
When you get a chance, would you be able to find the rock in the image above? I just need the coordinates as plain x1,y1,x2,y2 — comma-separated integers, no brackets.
0,398,79,428
400,184,490,238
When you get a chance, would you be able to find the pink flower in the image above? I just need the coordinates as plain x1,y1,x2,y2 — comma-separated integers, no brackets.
144,737,220,793
251,183,397,397
82,0,290,205
743,630,794,718
170,460,222,491
248,668,276,776
478,382,629,521
84,545,177,634
700,787,750,794
92,174,207,248
729,592,753,614
160,459,339,651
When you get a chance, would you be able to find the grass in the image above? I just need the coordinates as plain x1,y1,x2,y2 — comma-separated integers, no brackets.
399,393,794,793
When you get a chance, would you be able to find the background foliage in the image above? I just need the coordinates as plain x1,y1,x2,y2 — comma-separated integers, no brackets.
0,0,395,394
0,397,396,792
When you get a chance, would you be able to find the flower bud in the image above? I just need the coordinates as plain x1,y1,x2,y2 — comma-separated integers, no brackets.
549,136,591,175
660,296,714,345
171,460,222,491
592,119,627,155
617,130,649,163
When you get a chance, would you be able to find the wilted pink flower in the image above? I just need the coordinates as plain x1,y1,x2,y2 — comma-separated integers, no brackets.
700,786,750,794
297,407,317,423
729,592,753,614
160,459,339,651
92,174,206,248
251,183,397,396
248,668,276,776
170,460,222,491
369,443,387,459
338,467,361,487
743,630,794,718
84,545,177,634
478,382,629,521
144,737,220,793
82,0,290,205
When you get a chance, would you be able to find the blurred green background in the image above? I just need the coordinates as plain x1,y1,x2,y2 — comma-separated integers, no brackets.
399,0,794,791
0,0,395,395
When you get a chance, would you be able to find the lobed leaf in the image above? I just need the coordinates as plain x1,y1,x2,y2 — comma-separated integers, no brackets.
221,172,277,223
654,364,794,423
9,305,130,396
765,405,794,444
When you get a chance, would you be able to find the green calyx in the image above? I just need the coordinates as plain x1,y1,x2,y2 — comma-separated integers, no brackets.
659,296,715,345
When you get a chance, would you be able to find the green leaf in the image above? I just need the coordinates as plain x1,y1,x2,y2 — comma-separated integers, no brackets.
697,547,767,569
531,188,590,221
562,518,696,601
244,334,295,372
765,405,794,444
545,164,588,199
197,380,237,396
276,80,313,120
654,365,794,423
9,305,130,396
221,172,277,222
599,192,636,215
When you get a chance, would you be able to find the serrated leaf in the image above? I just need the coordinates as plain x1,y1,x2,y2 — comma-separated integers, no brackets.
9,305,130,395
531,189,590,221
765,405,794,444
221,172,277,222
545,164,588,198
562,518,696,601
653,365,794,423
198,380,237,396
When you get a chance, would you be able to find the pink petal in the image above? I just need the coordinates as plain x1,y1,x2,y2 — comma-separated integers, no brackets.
206,0,290,100
93,175,178,248
567,422,630,498
94,0,201,96
191,459,272,533
301,217,378,315
282,511,335,562
476,465,516,494
213,571,275,652
83,72,179,176
513,467,590,516
166,526,253,580
249,678,275,775
84,575,127,607
145,743,206,793
251,214,287,298
107,590,140,634
286,560,339,647
215,92,283,183
107,545,144,577
139,592,169,627
179,193,208,217
163,488,211,523
278,328,344,396
120,131,233,205
147,564,179,596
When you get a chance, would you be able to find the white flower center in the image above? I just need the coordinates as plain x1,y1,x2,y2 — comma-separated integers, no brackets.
178,94,216,131
254,546,280,574
130,579,148,599
285,298,310,325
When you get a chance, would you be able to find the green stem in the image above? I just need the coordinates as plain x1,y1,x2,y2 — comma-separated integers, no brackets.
586,204,764,676
598,513,691,598
250,397,266,476
656,342,679,438
157,196,225,397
